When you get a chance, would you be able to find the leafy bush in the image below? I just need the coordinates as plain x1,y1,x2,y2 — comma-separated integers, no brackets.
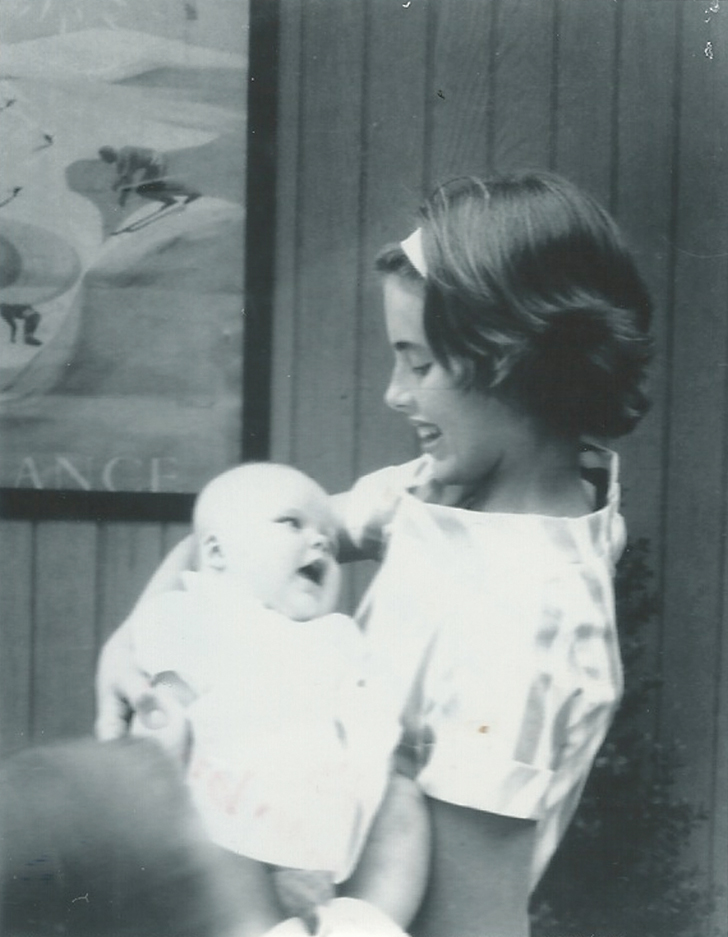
530,539,716,937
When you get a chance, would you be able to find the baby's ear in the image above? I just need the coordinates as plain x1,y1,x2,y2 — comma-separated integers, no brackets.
199,534,226,572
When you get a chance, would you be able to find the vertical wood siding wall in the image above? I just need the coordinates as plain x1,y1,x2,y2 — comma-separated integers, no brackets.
0,0,726,925
0,520,188,748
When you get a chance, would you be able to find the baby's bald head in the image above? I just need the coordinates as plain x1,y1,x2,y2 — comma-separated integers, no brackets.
193,463,341,620
193,463,323,539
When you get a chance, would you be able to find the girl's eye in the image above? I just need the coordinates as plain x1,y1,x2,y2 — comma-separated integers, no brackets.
412,363,432,376
275,515,302,530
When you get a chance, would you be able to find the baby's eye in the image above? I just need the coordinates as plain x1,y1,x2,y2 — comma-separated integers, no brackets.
275,515,302,530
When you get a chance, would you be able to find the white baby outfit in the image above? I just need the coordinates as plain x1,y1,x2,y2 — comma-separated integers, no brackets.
131,573,394,882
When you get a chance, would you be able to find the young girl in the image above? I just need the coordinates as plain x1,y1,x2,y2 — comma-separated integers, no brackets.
97,171,653,936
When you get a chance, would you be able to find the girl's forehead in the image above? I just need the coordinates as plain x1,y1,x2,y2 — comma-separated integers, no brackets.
383,275,427,345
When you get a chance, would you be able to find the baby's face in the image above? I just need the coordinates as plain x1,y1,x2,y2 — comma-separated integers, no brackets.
216,473,341,621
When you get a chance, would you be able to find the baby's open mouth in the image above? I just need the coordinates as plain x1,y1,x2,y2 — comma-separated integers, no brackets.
298,559,325,586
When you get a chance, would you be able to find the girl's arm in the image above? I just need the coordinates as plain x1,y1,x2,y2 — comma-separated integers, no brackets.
131,534,196,607
411,799,536,937
95,535,195,740
340,772,431,928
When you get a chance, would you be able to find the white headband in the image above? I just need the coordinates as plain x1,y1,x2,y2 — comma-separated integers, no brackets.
400,227,427,278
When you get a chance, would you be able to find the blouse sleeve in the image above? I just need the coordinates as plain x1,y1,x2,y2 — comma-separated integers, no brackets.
414,564,623,827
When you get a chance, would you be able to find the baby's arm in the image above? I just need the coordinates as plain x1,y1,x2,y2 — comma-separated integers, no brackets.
332,460,430,564
340,772,431,929
330,489,401,563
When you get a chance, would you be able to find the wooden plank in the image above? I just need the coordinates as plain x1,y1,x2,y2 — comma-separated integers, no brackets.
553,0,618,204
659,0,728,884
33,522,98,742
717,456,728,927
271,0,304,465
355,0,429,480
349,0,430,606
95,523,165,646
491,0,555,172
715,476,728,937
685,3,728,923
613,1,680,550
429,0,496,182
610,1,681,754
286,0,366,492
0,521,34,754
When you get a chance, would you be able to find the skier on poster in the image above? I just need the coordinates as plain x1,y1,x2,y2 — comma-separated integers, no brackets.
99,145,201,234
1,304,42,346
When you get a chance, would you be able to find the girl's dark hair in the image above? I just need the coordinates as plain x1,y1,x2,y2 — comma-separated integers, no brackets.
377,172,654,438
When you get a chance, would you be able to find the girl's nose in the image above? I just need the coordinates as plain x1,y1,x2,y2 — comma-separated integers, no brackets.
384,366,413,412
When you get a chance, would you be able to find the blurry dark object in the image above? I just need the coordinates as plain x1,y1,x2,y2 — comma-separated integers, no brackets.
0,737,244,937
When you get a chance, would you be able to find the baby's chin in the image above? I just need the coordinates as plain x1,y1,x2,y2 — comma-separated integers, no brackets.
273,595,339,622
285,604,338,622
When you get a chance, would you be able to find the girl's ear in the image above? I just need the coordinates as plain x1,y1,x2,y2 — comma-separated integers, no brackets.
199,534,226,572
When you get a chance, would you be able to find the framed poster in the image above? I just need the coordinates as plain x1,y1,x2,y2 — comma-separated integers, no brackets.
0,0,252,504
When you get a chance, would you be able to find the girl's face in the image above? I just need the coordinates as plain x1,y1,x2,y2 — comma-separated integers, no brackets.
382,274,524,487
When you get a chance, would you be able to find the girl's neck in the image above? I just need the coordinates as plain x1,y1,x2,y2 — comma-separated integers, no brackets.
457,436,593,517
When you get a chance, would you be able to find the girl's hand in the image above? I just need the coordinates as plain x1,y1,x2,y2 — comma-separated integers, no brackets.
94,622,151,740
131,679,193,767
95,535,195,740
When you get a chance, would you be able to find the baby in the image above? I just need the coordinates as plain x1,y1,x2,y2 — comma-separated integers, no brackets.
127,462,427,936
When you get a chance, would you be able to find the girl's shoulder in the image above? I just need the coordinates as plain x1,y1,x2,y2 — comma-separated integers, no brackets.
393,446,624,571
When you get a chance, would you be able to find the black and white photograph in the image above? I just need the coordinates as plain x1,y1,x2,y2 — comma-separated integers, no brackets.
0,2,726,936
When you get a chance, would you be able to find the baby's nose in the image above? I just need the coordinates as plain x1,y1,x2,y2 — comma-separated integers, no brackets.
308,529,333,554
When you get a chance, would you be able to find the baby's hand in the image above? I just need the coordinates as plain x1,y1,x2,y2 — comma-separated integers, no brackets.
130,674,195,767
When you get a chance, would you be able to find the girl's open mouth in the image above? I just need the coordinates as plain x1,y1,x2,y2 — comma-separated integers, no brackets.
414,423,442,447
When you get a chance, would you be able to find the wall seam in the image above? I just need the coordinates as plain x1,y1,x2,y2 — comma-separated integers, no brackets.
609,0,624,216
549,0,561,171
422,0,437,190
352,0,373,483
289,0,306,462
655,0,684,739
28,521,38,743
